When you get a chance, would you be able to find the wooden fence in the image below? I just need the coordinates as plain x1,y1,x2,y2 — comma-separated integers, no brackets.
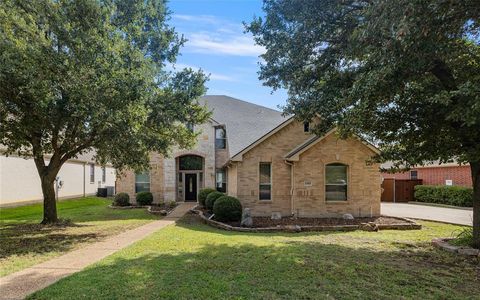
381,179,423,202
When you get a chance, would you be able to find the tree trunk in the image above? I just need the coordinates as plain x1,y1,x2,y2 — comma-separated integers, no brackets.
471,162,480,249
40,175,58,224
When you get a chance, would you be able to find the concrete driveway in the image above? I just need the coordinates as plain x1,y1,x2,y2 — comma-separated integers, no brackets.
381,203,473,226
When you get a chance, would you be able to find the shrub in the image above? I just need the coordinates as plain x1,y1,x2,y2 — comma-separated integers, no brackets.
206,191,224,211
414,185,473,207
113,192,130,206
136,191,153,205
198,188,216,207
213,196,242,222
167,200,177,208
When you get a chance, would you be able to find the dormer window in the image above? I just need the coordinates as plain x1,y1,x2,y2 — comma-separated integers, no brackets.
215,127,226,149
303,121,310,133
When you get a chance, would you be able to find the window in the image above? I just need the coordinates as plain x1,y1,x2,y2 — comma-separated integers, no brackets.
89,164,95,183
410,170,418,180
135,172,150,193
186,122,194,132
303,121,310,133
325,163,348,201
216,169,227,192
102,167,106,183
215,127,226,149
259,162,272,200
179,155,203,170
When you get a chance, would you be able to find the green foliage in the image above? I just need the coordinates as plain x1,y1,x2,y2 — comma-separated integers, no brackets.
0,0,209,222
166,200,177,209
414,185,473,207
213,196,242,222
246,0,480,166
114,193,130,207
451,227,474,247
198,188,216,207
205,191,224,211
136,192,153,206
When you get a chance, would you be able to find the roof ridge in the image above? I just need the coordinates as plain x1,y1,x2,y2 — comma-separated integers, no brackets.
202,95,283,114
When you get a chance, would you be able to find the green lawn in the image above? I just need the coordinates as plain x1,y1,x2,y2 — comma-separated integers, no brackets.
29,214,479,300
0,197,158,276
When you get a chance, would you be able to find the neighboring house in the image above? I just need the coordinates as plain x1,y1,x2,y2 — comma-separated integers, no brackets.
381,162,472,187
0,151,115,207
117,95,381,218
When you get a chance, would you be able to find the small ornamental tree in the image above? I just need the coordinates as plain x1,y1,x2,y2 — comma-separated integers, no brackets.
247,0,480,247
0,0,209,224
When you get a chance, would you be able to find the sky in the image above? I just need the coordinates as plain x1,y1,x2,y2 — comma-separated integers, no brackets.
168,0,287,110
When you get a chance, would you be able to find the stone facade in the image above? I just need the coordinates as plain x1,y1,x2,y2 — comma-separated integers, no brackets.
116,121,218,204
228,121,381,218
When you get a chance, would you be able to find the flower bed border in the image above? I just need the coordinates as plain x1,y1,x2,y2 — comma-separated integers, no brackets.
432,238,480,257
108,204,177,215
190,208,421,233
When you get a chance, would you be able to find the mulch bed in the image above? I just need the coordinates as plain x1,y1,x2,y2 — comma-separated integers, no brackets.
109,203,177,215
224,216,407,228
193,208,421,232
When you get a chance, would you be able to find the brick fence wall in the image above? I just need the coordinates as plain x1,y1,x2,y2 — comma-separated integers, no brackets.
382,165,472,187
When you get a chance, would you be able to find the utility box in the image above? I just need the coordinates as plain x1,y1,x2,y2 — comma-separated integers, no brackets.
106,186,115,196
97,187,108,197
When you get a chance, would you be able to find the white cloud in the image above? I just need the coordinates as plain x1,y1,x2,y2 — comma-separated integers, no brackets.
172,14,221,24
169,63,238,82
186,33,265,57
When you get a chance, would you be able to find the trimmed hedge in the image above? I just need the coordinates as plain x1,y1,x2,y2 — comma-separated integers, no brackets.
414,185,473,207
114,192,130,206
136,191,153,205
213,196,242,222
206,191,224,211
198,188,216,207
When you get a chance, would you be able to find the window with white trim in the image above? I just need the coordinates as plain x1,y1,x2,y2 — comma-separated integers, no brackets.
216,169,227,192
325,163,348,201
89,164,95,183
102,167,106,183
215,127,226,149
259,162,272,200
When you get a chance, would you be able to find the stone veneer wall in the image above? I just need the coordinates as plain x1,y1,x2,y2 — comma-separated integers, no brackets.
116,121,217,203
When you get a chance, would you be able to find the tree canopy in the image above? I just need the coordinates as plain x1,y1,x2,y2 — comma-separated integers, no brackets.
247,0,480,247
0,0,209,223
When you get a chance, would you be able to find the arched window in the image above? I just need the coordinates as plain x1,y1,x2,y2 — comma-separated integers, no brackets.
179,155,203,170
325,163,348,201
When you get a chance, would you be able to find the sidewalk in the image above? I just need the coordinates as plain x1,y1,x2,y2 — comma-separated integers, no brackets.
0,202,196,300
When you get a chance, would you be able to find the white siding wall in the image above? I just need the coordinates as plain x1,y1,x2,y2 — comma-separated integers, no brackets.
0,155,115,207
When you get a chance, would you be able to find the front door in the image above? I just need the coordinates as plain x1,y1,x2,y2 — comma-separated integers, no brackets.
185,173,197,202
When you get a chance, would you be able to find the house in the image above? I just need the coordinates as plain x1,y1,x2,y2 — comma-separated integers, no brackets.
116,95,381,218
0,151,115,207
381,162,472,187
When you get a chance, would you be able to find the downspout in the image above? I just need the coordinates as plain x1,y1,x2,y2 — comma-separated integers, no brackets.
83,163,86,197
284,160,295,217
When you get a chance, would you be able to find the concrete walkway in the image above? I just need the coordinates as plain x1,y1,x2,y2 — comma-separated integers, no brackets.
381,203,473,226
0,202,196,300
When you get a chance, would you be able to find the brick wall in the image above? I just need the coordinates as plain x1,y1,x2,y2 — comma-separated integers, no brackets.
382,165,472,187
231,121,381,218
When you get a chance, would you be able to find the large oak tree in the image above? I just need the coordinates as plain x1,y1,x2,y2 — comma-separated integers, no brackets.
247,0,480,247
0,0,209,223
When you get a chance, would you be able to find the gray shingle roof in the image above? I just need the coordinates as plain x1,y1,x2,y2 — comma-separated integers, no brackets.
200,95,288,157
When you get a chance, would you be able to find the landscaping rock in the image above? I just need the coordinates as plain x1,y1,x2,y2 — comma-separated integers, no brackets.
343,213,354,220
457,248,480,256
271,212,282,220
159,209,168,216
360,222,378,232
285,225,301,232
241,208,253,227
